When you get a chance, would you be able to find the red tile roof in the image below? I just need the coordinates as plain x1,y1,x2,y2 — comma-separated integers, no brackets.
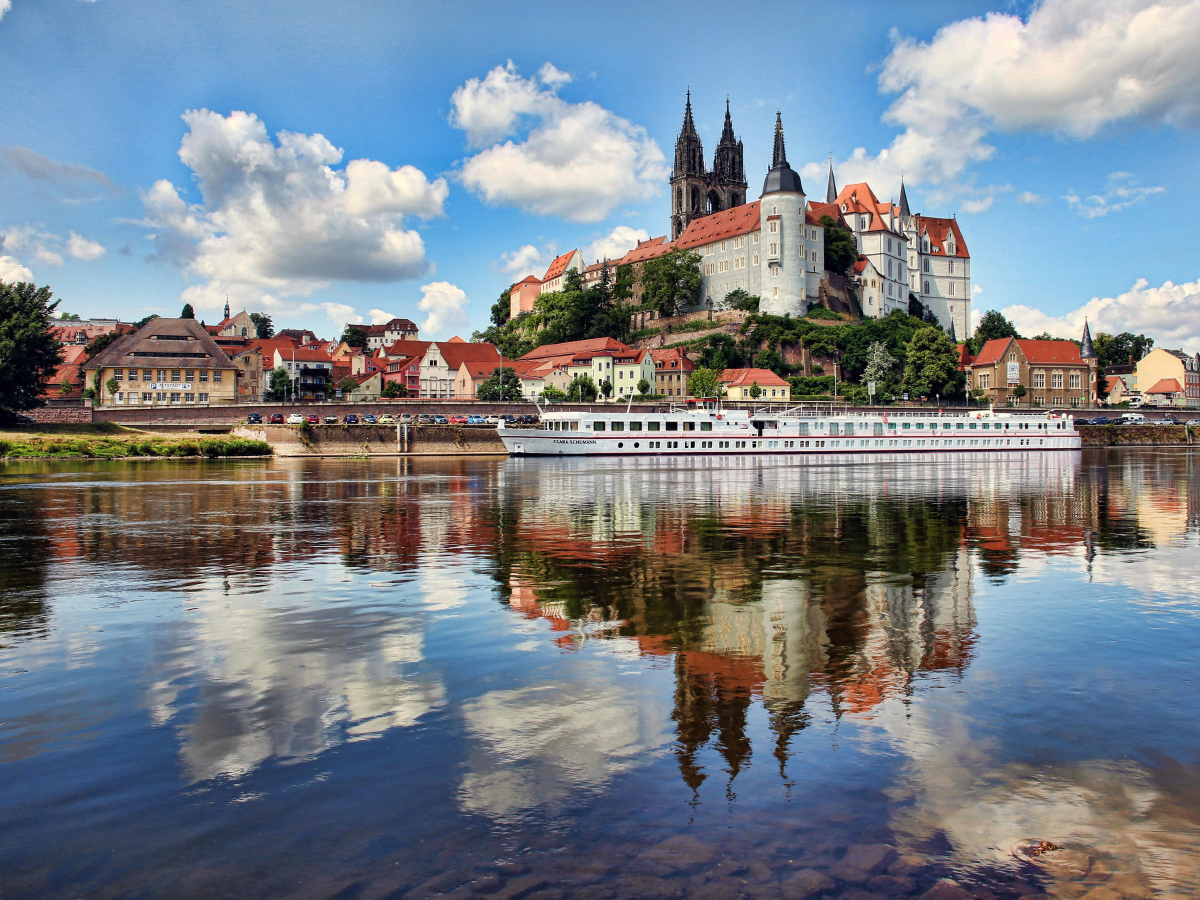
1145,378,1183,395
675,201,760,249
542,251,576,281
718,367,790,388
971,338,1085,367
955,344,974,370
440,340,503,375
514,275,540,286
649,348,695,371
519,337,633,361
279,346,334,363
915,215,969,258
614,236,674,265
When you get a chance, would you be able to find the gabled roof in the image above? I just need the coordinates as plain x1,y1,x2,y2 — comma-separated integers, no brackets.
84,317,235,371
649,348,695,370
1145,378,1183,395
718,367,790,387
438,340,503,374
383,339,432,359
614,236,674,265
955,344,974,370
806,200,842,225
971,338,1084,367
513,275,541,287
914,215,969,258
970,338,1013,367
542,250,577,282
277,346,333,363
519,337,633,361
675,201,760,249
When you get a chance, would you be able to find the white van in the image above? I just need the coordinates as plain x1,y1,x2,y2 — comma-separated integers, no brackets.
1128,394,1144,409
1121,412,1147,424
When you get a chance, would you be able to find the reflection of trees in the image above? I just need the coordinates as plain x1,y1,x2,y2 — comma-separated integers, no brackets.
0,485,51,645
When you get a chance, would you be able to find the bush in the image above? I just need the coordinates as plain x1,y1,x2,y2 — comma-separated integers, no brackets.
789,375,835,396
806,307,843,321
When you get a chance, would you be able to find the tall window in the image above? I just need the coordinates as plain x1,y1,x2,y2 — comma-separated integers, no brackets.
923,259,930,272
923,281,930,294
948,260,955,274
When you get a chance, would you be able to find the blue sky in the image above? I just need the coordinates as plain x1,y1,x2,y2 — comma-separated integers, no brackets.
2,0,1199,350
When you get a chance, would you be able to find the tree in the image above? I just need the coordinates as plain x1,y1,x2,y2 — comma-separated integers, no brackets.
84,330,124,362
1093,331,1154,369
1011,384,1027,403
861,340,898,400
901,327,964,398
688,367,723,399
968,310,1021,354
104,377,119,400
753,348,787,375
341,325,368,349
56,311,81,321
180,303,195,319
726,289,759,313
477,367,522,402
541,384,567,401
636,378,651,397
135,314,159,329
566,374,598,402
749,381,762,399
599,378,613,399
381,380,406,398
641,247,702,318
250,312,274,339
58,378,74,396
0,282,63,416
611,264,635,306
490,288,512,327
268,366,294,401
336,375,360,394
819,215,858,274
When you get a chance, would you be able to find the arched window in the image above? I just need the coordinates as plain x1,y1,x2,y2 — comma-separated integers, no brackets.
887,238,892,252
241,327,247,337
923,258,930,273
949,282,955,296
860,217,867,230
923,280,930,294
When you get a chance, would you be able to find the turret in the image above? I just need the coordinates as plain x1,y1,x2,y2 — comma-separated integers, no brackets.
759,113,806,317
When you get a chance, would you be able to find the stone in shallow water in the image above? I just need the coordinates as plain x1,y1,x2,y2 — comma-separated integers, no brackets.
918,880,972,900
841,844,897,875
489,876,550,900
1078,888,1122,900
1104,873,1153,900
867,873,917,894
888,856,929,878
779,867,836,898
826,861,871,883
639,835,720,872
1038,849,1092,880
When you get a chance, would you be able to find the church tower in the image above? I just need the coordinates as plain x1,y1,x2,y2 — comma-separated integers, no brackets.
711,99,747,212
671,91,708,240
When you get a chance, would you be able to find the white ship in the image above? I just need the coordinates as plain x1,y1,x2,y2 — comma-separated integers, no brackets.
497,399,1081,456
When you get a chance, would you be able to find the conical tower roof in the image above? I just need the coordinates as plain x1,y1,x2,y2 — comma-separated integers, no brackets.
719,97,736,146
825,157,837,203
762,112,804,195
899,179,911,219
1080,319,1097,359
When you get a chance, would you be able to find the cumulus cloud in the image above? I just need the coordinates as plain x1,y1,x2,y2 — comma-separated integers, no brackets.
451,62,667,222
1063,171,1164,217
140,109,448,317
585,225,649,263
417,281,468,338
0,0,10,22
1017,191,1046,204
499,243,550,279
1,225,105,267
1001,278,1200,353
804,0,1200,207
0,255,33,283
67,231,105,260
369,308,397,324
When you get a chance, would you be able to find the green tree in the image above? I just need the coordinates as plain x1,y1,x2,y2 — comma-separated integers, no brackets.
0,282,63,416
56,311,81,321
381,380,406,398
819,215,858,274
250,312,274,339
341,325,368,349
726,289,759,313
861,340,898,399
180,303,195,319
599,378,613,400
135,314,159,329
901,327,964,398
636,378,651,396
749,381,762,399
641,247,702,318
84,330,124,362
968,310,1021,354
1011,384,1027,403
753,348,787,375
566,374,598,402
104,377,119,399
1092,331,1154,369
58,378,74,396
336,375,359,394
269,367,295,400
490,288,512,327
541,384,567,401
688,367,723,399
611,264,635,306
477,367,522,402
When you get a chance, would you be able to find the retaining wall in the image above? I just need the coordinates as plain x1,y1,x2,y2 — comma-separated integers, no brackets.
26,406,94,423
233,424,508,456
1079,424,1194,445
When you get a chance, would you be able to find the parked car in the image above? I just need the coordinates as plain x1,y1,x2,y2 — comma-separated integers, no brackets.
306,414,321,424
343,414,359,424
324,415,338,424
432,415,449,425
516,414,539,425
485,415,500,425
268,413,284,424
399,413,413,422
466,415,486,424
417,414,432,424
1128,395,1144,408
500,414,517,424
1121,412,1147,424
1074,418,1091,426
286,413,305,425
1187,419,1200,427
1089,416,1112,425
378,414,396,425
448,415,468,425
246,413,263,424
1158,415,1180,425
362,414,378,424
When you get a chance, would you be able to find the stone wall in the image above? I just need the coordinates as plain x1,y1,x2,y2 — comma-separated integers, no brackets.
233,423,508,456
1079,424,1194,445
26,406,93,423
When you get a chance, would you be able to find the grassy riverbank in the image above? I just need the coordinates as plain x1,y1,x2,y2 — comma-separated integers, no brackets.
0,425,272,459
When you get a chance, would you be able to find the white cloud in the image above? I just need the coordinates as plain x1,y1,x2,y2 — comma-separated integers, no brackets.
369,308,396,324
499,243,549,279
806,0,1200,206
1002,277,1200,353
416,281,468,338
0,0,10,22
584,225,649,263
1063,171,1164,218
0,255,33,283
537,63,572,89
141,109,448,317
0,146,117,201
972,284,983,296
1017,191,1046,204
67,231,105,260
451,62,667,222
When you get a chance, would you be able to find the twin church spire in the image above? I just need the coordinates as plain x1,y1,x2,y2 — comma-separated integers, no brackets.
670,93,747,239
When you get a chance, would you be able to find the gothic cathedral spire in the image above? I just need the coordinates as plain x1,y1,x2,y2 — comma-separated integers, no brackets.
670,91,746,240
673,89,705,178
771,111,787,168
825,156,838,203
899,178,911,220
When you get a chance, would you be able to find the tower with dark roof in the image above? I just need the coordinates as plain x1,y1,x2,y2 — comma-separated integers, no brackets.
1080,319,1096,359
670,93,748,240
711,99,747,210
899,179,911,221
825,157,838,204
759,113,807,318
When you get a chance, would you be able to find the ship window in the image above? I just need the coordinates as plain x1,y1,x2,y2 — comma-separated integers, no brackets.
957,423,964,429
700,422,712,431
593,422,606,432
902,423,911,429
665,421,679,431
969,423,978,429
611,422,624,431
683,422,695,431
628,421,642,431
647,422,660,431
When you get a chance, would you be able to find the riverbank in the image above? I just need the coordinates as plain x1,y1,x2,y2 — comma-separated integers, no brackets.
0,424,272,459
1080,423,1194,445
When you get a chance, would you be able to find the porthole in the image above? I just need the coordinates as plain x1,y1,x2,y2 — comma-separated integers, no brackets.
618,442,624,448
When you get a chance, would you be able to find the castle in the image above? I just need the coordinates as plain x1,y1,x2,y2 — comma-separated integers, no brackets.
507,94,973,337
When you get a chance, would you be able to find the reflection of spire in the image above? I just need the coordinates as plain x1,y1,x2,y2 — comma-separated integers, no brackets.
671,652,754,794
768,701,810,782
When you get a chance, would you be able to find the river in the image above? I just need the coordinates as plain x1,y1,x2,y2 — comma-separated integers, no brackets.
1,450,1198,899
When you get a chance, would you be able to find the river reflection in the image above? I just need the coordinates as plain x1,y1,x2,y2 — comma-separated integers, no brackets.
0,450,1198,899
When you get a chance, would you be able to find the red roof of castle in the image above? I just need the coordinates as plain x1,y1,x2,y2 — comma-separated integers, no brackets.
615,236,674,265
542,251,576,281
914,215,970,259
675,202,761,249
519,337,632,361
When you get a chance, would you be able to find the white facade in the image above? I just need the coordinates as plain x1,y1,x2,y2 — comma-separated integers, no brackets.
905,217,971,339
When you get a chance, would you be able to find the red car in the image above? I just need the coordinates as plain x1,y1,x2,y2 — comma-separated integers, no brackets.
268,413,284,424
448,415,468,425
306,414,321,424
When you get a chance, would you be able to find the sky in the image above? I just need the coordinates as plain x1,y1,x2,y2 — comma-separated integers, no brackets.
1,0,1199,351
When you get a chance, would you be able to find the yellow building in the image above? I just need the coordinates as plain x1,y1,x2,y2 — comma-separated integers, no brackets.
83,317,240,407
1136,348,1200,408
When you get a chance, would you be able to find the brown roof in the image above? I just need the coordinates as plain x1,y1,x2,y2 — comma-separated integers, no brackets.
649,348,695,371
438,341,503,374
718,367,790,387
1145,378,1183,395
519,337,633,361
84,317,235,371
542,250,576,281
675,202,761,249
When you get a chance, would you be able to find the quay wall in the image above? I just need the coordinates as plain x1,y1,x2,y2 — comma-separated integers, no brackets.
233,424,508,457
1080,424,1194,446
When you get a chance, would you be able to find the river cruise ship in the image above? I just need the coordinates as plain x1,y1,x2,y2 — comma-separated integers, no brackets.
497,400,1081,457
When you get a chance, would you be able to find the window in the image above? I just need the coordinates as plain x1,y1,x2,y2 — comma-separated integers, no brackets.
629,422,642,431
185,370,195,381
128,370,138,381
719,259,729,273
1070,373,1082,389
949,282,955,296
769,242,778,256
142,392,152,401
1051,373,1063,389
769,221,778,234
593,422,605,432
923,259,930,273
923,280,930,294
185,393,195,402
705,244,714,256
170,392,181,403
171,370,181,381
198,393,208,402
700,422,712,431
948,260,954,274
772,206,777,215
753,253,759,266
213,371,222,383
114,369,123,380
647,422,660,431
734,236,745,248
752,233,759,244
720,241,727,251
1033,372,1045,388
887,238,892,252
860,217,867,230
611,421,624,431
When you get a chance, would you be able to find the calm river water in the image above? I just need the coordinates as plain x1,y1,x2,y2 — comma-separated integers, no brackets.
1,450,1198,900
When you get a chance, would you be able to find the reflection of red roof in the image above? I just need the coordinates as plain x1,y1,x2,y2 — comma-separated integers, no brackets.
675,201,760,249
1145,378,1183,395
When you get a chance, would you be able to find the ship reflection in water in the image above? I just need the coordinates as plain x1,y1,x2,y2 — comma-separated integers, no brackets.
0,449,1198,899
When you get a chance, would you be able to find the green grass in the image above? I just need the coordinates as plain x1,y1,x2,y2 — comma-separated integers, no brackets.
805,307,845,321
0,421,130,436
0,434,273,459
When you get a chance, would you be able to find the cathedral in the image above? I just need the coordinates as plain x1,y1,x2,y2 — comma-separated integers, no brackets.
670,93,748,240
